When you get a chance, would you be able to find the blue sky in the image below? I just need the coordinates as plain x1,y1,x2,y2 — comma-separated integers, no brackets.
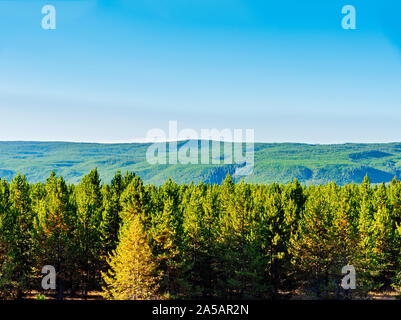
0,0,400,143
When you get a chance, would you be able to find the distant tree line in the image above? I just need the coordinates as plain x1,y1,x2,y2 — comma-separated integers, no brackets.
0,169,401,300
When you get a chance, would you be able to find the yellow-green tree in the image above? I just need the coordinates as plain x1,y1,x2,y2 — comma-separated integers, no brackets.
102,215,159,300
33,171,74,300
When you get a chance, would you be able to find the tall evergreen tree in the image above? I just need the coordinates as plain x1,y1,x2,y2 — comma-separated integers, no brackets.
260,184,288,298
370,183,393,290
0,179,11,298
2,174,34,298
119,175,147,228
290,185,335,297
34,171,74,300
75,169,103,298
331,184,359,298
100,171,124,258
102,215,159,300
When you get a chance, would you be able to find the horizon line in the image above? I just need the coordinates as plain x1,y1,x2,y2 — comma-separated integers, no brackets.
0,139,401,146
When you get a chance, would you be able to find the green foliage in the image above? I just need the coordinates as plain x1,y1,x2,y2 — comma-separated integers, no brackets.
75,168,103,297
1,169,401,300
102,214,160,300
100,171,125,256
33,171,75,300
2,174,34,298
2,141,401,186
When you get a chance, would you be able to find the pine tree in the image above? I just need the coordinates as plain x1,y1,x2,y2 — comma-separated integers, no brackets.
290,185,335,297
355,175,375,292
219,173,234,216
119,175,147,228
181,184,204,297
331,184,359,298
388,177,401,291
281,180,305,292
181,183,221,298
370,183,393,290
200,185,220,297
148,178,184,298
2,173,34,298
102,215,159,300
75,168,103,298
100,171,124,258
0,179,11,298
33,171,74,300
217,181,261,298
260,183,288,298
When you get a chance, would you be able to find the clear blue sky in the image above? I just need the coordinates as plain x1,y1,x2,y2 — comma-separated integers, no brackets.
0,0,400,143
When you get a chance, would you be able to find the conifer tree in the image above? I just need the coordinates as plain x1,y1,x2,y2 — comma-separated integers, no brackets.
217,181,261,298
148,178,184,298
100,171,124,257
102,215,159,300
0,179,11,298
331,184,359,297
356,175,375,291
370,183,393,289
281,180,305,292
34,171,73,300
119,175,147,228
182,185,204,297
260,183,288,298
2,173,34,298
219,173,234,216
389,177,401,291
200,185,220,297
290,185,335,297
75,169,103,297
181,183,221,297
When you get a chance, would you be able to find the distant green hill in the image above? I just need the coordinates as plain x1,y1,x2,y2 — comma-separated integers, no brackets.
1,141,401,185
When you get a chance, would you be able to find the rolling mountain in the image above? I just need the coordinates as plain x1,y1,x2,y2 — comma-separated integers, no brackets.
0,141,401,185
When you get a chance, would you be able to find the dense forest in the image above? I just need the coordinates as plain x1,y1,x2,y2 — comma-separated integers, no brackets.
1,141,401,186
0,169,401,300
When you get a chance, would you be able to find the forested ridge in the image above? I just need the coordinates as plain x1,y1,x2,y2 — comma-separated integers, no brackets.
1,169,401,300
2,141,401,185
